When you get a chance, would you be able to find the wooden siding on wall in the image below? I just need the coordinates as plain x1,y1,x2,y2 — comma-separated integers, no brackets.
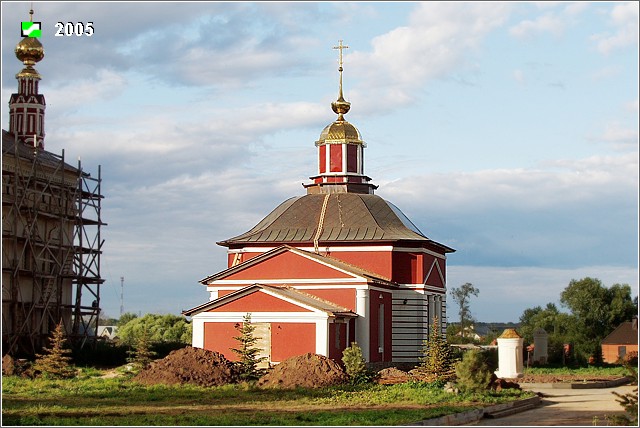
391,292,429,362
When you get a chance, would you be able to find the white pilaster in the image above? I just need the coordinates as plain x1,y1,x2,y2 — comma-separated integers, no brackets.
316,320,329,356
191,318,204,348
356,288,370,361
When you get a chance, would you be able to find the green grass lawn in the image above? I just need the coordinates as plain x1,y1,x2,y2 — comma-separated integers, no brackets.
1,370,533,426
523,365,631,376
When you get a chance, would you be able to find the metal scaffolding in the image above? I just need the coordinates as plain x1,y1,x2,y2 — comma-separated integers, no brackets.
2,132,105,356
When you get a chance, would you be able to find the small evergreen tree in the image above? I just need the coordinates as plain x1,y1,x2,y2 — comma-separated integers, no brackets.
231,313,267,381
417,315,456,383
342,342,370,384
126,325,156,371
32,321,75,379
455,349,493,392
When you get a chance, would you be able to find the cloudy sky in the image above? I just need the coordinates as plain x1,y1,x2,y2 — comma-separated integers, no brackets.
2,1,638,323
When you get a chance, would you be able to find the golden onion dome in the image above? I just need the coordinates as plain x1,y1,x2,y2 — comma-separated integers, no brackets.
317,120,363,146
15,37,44,79
16,37,44,66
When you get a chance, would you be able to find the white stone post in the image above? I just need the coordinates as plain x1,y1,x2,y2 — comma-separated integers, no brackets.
533,327,548,365
495,328,524,379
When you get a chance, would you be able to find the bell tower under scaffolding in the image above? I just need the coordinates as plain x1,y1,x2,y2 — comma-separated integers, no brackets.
2,9,105,357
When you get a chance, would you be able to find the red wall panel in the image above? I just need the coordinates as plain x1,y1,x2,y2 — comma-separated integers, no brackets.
319,145,327,174
333,251,392,279
302,288,356,311
209,290,310,312
225,251,353,280
330,144,342,172
204,322,239,361
271,322,316,362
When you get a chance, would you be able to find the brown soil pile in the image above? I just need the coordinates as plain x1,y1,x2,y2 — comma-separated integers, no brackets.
376,367,411,385
257,353,348,389
133,346,240,387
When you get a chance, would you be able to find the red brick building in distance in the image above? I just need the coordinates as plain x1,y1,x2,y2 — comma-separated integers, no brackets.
601,317,638,364
183,41,455,364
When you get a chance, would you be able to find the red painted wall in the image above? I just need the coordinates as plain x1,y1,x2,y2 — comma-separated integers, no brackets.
368,290,393,362
204,322,239,361
332,251,392,279
330,144,342,172
225,251,353,280
602,344,638,364
209,290,310,312
424,256,445,288
271,322,316,362
319,145,327,174
346,145,358,173
303,288,356,311
329,322,348,360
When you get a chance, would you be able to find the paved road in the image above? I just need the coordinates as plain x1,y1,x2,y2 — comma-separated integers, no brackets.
469,383,637,426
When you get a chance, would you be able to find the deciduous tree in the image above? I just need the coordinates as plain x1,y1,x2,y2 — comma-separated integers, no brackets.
560,278,636,363
450,282,479,340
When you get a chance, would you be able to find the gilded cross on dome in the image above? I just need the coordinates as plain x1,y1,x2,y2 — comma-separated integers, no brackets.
331,40,350,121
333,40,349,71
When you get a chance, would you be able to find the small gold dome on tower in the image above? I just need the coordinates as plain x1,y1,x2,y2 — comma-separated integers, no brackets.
15,37,44,79
16,37,44,66
317,120,363,146
317,40,364,146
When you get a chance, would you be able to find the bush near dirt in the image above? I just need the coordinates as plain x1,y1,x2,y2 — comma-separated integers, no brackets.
257,353,348,389
133,346,240,387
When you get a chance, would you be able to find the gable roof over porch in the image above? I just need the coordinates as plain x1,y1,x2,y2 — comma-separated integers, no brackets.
200,244,397,288
182,283,358,318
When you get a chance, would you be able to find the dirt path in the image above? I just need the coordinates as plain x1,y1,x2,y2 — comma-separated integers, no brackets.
469,383,636,426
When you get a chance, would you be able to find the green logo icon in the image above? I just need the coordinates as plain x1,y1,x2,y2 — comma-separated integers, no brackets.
21,21,42,38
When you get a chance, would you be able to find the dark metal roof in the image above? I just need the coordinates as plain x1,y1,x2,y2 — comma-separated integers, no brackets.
2,129,80,174
182,283,358,317
218,193,455,252
602,319,638,345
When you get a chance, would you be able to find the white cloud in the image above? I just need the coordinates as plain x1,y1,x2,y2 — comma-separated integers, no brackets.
513,69,525,84
347,2,511,112
46,70,128,109
591,2,639,54
509,13,566,38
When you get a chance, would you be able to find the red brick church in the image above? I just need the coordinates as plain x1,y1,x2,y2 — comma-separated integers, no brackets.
183,41,455,364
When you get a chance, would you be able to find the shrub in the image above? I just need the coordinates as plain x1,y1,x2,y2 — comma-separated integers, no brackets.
126,326,157,371
455,349,493,393
415,316,456,383
32,321,76,379
341,342,373,384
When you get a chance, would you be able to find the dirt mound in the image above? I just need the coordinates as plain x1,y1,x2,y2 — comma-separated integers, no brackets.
133,346,240,387
376,367,411,385
257,353,348,389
